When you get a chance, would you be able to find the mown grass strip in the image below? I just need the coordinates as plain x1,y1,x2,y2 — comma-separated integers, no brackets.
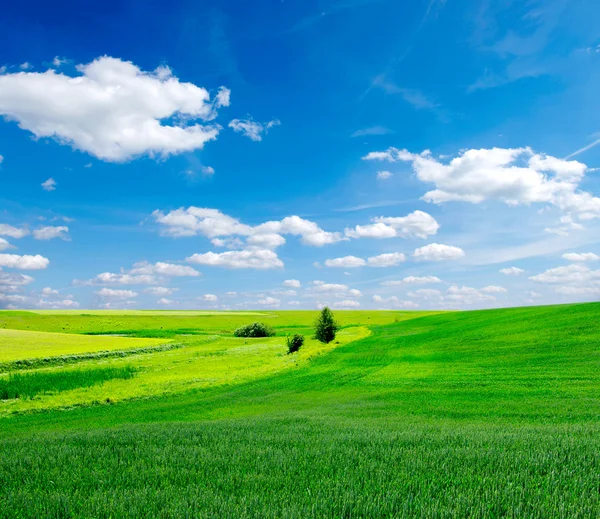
0,367,137,400
0,336,218,372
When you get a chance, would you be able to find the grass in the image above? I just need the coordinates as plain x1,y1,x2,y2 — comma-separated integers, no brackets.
0,304,598,517
0,328,169,362
0,366,136,400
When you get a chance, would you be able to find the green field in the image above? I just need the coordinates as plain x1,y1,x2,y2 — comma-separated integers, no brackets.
0,304,599,518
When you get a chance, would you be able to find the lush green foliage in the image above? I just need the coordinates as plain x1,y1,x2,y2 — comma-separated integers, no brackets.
286,333,304,354
314,306,338,343
0,366,135,400
0,304,599,518
233,322,276,338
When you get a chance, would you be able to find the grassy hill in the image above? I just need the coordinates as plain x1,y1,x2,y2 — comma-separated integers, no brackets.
1,304,599,517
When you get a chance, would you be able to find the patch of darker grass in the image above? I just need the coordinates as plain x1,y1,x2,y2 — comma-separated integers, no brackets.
0,367,136,400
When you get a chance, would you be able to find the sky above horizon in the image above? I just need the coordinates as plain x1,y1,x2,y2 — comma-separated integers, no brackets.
1,0,600,311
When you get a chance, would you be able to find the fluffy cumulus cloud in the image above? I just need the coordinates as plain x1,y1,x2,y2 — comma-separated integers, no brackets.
202,293,218,302
381,276,442,286
530,264,600,295
372,295,419,308
0,56,230,161
324,256,366,268
96,287,138,299
345,210,439,240
364,146,600,229
325,253,406,268
228,118,280,141
0,253,49,270
41,178,57,191
500,267,525,276
130,261,200,277
0,238,12,251
187,249,283,269
144,286,177,296
307,280,362,299
377,171,393,180
0,224,29,239
332,299,360,308
444,285,497,306
257,296,280,306
32,226,69,240
413,243,465,261
153,207,342,248
77,261,200,286
283,279,301,288
367,252,406,267
562,252,599,262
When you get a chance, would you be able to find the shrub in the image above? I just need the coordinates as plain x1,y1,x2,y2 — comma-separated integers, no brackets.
286,334,304,354
314,307,339,344
233,322,276,338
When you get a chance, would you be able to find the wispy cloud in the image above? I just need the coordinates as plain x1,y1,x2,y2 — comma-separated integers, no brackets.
350,126,393,138
565,134,600,159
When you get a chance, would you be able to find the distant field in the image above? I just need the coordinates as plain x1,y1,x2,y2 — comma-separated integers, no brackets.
0,304,599,518
0,328,169,362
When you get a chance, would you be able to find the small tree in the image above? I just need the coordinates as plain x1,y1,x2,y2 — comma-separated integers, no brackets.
314,307,339,343
286,334,304,354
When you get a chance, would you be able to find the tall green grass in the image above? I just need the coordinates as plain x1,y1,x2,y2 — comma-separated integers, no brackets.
0,366,136,400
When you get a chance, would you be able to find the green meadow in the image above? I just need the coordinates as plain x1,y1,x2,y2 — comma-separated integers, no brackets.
0,304,599,518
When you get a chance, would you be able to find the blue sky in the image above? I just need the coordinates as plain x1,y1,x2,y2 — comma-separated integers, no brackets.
1,0,600,310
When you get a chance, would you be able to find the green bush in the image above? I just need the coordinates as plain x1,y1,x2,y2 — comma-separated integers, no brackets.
286,334,304,354
314,307,339,344
233,322,276,338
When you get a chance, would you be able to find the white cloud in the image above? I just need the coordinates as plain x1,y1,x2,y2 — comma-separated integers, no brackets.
324,256,366,268
480,285,507,294
367,252,406,267
382,276,442,286
377,171,393,180
408,288,442,299
20,62,32,71
372,295,419,308
153,207,343,248
36,298,79,309
413,243,465,261
288,300,301,305
144,286,177,296
562,252,599,262
364,146,600,227
130,261,200,277
202,293,218,302
41,178,57,191
77,261,199,286
345,210,439,240
0,154,3,164
187,248,283,269
157,298,174,305
283,279,301,288
332,299,360,308
444,285,496,305
0,56,227,161
228,118,280,141
246,233,286,249
0,238,12,251
96,287,138,299
0,224,29,239
0,253,49,270
33,226,69,240
500,267,525,276
0,271,34,289
530,264,600,285
41,287,59,296
201,165,215,176
308,280,362,299
257,296,280,306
